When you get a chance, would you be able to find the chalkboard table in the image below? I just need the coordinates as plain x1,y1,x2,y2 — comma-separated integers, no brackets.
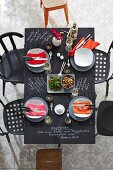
24,28,96,144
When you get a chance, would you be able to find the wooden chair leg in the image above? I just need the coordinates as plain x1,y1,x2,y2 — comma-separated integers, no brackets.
40,0,42,7
44,7,49,27
3,81,6,96
64,4,69,24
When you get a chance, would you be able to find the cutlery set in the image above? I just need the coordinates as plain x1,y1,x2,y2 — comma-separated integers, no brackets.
76,78,90,91
26,30,52,44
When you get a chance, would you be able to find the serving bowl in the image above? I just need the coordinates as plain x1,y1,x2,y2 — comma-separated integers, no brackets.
61,74,75,90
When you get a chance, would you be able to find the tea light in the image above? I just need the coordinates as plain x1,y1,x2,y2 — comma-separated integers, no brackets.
65,117,72,125
44,116,53,125
71,88,79,98
45,43,52,51
46,95,53,102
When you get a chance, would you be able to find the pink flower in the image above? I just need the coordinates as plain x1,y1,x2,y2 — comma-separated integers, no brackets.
51,29,62,40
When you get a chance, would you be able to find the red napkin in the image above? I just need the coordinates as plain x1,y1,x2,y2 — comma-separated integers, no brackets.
69,38,100,57
27,51,47,65
83,39,100,49
26,103,46,116
69,37,85,56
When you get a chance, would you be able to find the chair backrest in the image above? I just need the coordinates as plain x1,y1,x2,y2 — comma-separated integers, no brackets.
0,32,24,81
94,41,113,84
97,101,113,136
0,32,23,53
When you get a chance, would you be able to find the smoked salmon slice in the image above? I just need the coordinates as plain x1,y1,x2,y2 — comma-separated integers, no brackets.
72,101,92,114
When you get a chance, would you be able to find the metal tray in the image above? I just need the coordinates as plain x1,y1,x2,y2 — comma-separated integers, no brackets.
47,74,75,93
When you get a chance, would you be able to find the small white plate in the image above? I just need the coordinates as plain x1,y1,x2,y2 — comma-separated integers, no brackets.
54,104,65,115
74,48,94,67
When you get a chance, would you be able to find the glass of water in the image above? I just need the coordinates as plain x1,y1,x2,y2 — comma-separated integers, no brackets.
65,36,73,51
44,62,51,74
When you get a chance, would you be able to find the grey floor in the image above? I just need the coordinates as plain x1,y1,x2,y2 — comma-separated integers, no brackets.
0,0,113,170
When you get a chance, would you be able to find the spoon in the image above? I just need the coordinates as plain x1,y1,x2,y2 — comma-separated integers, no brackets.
67,59,70,67
49,51,52,60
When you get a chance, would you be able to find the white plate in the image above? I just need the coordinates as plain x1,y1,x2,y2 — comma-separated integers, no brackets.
74,48,94,67
27,48,47,68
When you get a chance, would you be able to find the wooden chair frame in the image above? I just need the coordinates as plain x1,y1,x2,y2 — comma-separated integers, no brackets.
40,0,69,27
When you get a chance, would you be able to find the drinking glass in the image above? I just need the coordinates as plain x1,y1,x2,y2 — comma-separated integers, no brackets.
65,36,73,51
44,62,51,74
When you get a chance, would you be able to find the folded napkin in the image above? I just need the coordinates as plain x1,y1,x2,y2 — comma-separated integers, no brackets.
69,38,100,57
26,103,46,116
27,51,47,65
83,39,100,49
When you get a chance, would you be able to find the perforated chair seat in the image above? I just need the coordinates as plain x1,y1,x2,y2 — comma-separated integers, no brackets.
93,49,110,84
3,99,24,135
42,0,67,8
0,48,25,83
97,101,113,136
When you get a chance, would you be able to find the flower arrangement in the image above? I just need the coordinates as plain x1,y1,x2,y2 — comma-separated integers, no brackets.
51,29,62,40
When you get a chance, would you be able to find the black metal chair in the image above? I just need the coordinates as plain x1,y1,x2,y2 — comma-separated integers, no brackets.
0,99,25,168
94,41,113,84
93,41,113,97
97,101,113,136
0,126,21,168
0,99,24,135
0,32,25,96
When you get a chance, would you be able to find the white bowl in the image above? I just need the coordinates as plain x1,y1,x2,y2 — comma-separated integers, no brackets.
74,48,94,67
54,104,65,115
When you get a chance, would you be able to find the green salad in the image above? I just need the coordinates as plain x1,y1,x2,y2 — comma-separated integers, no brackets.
49,76,62,91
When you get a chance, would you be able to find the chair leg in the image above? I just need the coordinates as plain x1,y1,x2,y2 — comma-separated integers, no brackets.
3,81,6,96
6,133,11,143
64,4,69,24
6,134,21,169
95,132,99,137
40,0,42,7
44,7,49,27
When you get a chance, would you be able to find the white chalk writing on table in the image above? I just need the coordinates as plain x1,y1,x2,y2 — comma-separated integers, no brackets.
36,126,90,140
26,29,52,44
76,77,89,91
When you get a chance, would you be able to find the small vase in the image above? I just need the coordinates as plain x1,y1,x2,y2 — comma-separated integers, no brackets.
52,37,62,47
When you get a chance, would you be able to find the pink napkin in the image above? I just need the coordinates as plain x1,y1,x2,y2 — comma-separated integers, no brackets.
26,103,46,116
